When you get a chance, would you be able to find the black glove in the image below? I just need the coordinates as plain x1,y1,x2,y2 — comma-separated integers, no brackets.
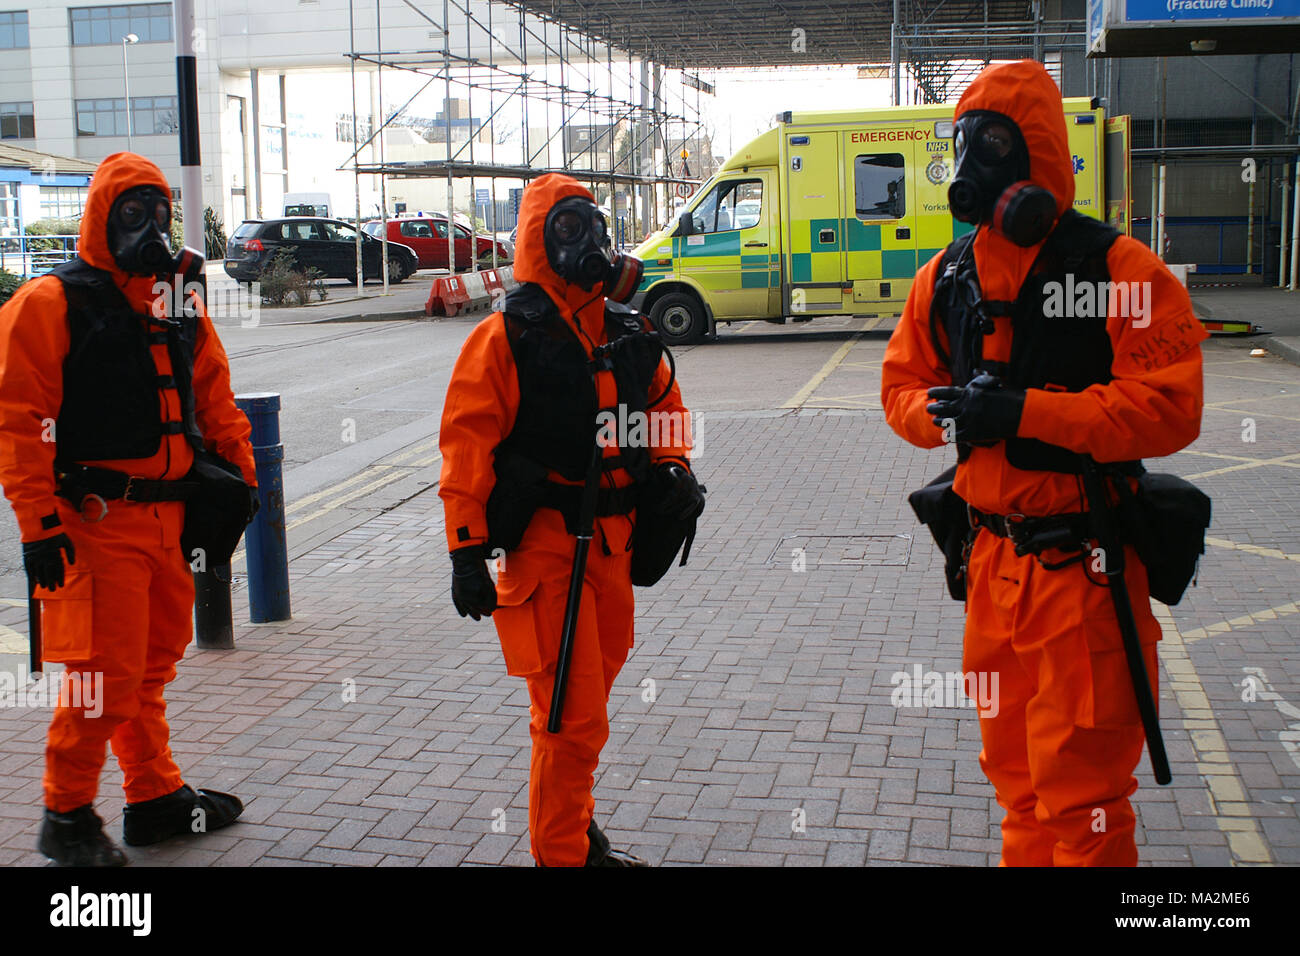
926,373,1026,445
247,487,261,523
23,534,76,592
655,463,705,521
450,544,498,621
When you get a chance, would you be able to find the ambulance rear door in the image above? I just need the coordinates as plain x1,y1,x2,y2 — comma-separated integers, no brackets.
1064,101,1106,223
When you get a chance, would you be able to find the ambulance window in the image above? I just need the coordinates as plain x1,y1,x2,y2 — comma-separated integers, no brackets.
692,179,762,234
855,154,906,220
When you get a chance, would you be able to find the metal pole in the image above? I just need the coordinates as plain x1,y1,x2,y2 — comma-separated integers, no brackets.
236,393,291,623
1280,168,1289,288
251,67,262,218
1157,164,1167,261
377,0,389,292
122,37,134,152
1291,159,1300,289
466,0,476,273
445,0,455,274
348,0,363,286
891,0,900,107
174,1,201,254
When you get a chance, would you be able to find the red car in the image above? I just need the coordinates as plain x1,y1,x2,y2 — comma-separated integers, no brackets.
362,216,513,271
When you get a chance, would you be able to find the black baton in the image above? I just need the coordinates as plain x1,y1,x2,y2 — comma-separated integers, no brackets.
547,438,605,734
28,574,42,677
1079,456,1172,786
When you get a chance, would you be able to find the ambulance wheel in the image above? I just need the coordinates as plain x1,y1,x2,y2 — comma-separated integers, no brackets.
651,293,705,345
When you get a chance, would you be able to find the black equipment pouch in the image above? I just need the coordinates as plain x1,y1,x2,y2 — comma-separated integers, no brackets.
907,465,973,601
485,452,549,554
1114,471,1211,606
180,450,254,566
629,471,706,588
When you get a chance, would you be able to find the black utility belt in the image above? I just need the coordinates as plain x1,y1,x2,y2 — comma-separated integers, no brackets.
969,506,1091,558
56,464,199,509
540,481,638,524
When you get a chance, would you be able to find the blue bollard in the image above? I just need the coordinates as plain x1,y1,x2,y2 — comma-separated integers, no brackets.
236,392,291,622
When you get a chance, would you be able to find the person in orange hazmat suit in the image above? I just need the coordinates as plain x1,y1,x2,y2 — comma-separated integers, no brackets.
0,152,258,866
439,173,702,867
881,61,1208,866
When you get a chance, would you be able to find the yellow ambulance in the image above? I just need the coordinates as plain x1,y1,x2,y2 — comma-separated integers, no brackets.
631,99,1131,344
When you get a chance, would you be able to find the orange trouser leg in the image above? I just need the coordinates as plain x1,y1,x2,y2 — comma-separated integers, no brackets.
43,502,189,812
493,513,634,867
110,535,194,804
964,534,1159,867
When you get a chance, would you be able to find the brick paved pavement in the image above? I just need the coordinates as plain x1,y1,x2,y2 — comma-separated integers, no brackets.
0,333,1296,867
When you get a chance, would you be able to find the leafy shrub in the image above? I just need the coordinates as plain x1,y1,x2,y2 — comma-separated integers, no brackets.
257,248,327,306
204,206,227,260
0,269,24,306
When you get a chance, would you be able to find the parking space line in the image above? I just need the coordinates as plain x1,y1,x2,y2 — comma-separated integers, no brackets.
1184,452,1300,479
1206,536,1300,564
780,318,872,409
1151,602,1273,864
1180,598,1300,644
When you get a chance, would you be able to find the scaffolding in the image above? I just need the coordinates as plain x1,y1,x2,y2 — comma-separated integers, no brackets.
892,1,1086,105
342,0,709,276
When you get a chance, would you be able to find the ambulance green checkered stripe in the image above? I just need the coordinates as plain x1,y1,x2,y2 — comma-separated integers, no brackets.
674,232,740,257
845,219,882,251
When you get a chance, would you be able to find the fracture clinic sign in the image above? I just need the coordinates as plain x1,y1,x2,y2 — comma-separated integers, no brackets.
1088,0,1300,53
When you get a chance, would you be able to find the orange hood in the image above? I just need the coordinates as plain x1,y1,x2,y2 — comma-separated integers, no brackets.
79,151,173,291
954,60,1075,220
513,173,606,337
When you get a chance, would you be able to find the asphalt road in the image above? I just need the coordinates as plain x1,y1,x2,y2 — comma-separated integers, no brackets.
0,310,874,600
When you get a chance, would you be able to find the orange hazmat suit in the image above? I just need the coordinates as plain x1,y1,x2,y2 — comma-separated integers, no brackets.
881,62,1208,866
439,173,691,866
0,152,256,814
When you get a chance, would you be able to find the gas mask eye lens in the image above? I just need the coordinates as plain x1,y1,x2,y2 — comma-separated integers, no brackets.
591,215,606,243
975,123,1014,162
119,199,148,229
552,210,585,242
154,202,170,230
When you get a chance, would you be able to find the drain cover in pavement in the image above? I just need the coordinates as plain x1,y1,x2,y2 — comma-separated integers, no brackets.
767,533,913,568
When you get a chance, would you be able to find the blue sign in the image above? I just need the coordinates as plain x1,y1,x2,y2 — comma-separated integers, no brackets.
475,188,490,204
1089,0,1105,44
1127,0,1300,21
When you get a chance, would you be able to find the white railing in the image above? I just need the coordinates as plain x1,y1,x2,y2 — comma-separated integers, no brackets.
0,234,80,278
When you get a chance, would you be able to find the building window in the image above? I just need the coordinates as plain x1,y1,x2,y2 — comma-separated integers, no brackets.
854,153,906,220
336,113,373,143
0,102,35,140
75,96,177,136
0,11,29,49
70,3,172,46
39,185,89,219
0,182,19,237
132,96,178,135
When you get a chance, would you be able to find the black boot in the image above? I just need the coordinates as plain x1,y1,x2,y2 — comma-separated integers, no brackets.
122,784,243,847
39,805,127,867
585,819,649,867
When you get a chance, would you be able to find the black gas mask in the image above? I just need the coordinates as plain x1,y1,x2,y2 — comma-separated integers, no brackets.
543,196,643,301
948,110,1056,247
106,185,202,279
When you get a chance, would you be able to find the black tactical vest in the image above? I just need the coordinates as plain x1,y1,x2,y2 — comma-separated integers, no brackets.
495,282,665,484
50,258,204,464
930,210,1139,475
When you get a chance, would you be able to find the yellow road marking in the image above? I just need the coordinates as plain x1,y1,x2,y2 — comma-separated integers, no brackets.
1206,536,1300,564
1151,603,1272,864
284,435,440,515
1200,404,1300,424
781,318,872,409
1180,599,1300,644
0,624,27,654
284,452,442,533
1184,452,1300,479
0,598,25,608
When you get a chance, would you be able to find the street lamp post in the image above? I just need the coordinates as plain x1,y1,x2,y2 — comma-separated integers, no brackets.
121,33,139,150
